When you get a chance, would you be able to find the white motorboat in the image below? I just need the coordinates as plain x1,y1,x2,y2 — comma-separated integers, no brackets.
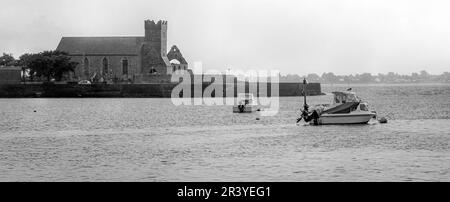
233,93,259,113
312,91,376,125
297,79,376,125
318,111,376,125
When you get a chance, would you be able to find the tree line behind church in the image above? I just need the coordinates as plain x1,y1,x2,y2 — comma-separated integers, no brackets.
0,51,77,82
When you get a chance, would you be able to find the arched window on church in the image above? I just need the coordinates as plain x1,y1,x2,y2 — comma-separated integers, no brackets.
83,58,90,78
122,58,128,75
150,67,157,74
102,58,108,76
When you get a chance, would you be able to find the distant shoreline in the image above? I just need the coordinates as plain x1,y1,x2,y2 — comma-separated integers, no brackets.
320,82,450,86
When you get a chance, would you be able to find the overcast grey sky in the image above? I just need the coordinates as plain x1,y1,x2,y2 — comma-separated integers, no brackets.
1,0,449,75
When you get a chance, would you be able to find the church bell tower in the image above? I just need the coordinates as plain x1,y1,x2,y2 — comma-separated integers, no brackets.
141,20,171,75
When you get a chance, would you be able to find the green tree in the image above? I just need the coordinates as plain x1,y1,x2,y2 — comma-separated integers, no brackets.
420,70,429,79
306,73,320,82
359,73,374,83
0,53,16,66
17,53,33,67
17,53,33,80
321,72,337,83
23,51,78,81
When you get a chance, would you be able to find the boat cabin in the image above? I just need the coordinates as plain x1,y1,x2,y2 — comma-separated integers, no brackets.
332,91,360,104
237,93,255,105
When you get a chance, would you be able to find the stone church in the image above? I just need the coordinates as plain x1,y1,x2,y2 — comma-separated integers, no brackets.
56,20,189,83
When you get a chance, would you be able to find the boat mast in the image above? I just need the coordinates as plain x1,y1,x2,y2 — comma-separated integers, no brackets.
296,78,309,123
303,78,308,111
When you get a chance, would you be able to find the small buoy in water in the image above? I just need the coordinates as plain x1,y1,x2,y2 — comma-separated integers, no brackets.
33,110,37,113
378,117,388,124
256,118,260,120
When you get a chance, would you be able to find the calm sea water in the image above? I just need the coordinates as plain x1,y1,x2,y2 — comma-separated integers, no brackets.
0,84,449,181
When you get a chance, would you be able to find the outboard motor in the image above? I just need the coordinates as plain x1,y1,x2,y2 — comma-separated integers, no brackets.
298,109,320,125
238,104,245,113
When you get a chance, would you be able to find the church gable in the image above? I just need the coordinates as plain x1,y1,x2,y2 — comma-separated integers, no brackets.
167,45,188,65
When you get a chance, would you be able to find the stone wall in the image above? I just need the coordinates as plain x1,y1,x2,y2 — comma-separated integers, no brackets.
0,67,22,84
134,74,173,83
0,82,322,98
70,55,139,81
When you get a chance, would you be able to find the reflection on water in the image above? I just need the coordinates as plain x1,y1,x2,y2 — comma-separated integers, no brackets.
0,84,449,181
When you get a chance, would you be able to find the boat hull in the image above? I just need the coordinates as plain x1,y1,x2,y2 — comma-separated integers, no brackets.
318,113,375,125
233,105,258,113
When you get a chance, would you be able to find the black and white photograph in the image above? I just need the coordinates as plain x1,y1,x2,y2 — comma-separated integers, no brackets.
0,0,449,190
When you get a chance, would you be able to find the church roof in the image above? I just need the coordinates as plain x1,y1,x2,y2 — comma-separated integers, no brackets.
56,37,145,56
